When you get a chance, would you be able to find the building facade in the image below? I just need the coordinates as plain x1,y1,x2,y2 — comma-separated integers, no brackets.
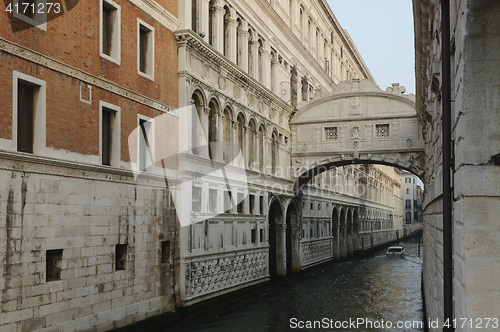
401,170,423,224
0,1,180,331
175,0,403,306
0,0,410,330
415,0,500,328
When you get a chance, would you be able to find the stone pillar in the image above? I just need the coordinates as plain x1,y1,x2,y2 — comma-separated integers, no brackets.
265,135,272,175
276,222,287,277
215,110,224,162
213,0,225,54
231,120,238,165
201,106,210,158
347,222,354,255
227,8,238,63
199,0,210,43
242,125,248,169
250,37,260,80
271,55,278,94
261,40,272,89
238,20,249,72
178,0,191,30
252,130,258,170
340,219,348,259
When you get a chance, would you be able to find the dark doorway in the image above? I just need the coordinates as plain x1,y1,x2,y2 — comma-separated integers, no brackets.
285,203,297,275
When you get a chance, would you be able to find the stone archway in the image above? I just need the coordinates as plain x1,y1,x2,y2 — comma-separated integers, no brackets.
290,79,425,193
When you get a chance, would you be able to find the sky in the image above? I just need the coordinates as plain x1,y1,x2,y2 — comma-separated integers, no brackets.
327,0,416,94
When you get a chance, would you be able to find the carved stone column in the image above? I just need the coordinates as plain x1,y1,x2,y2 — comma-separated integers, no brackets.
265,135,272,175
201,106,210,158
242,125,248,169
250,37,260,80
238,20,249,72
231,120,238,165
213,0,225,54
227,7,238,63
215,109,224,162
340,215,348,259
260,40,271,89
347,218,354,255
333,221,341,261
199,0,210,43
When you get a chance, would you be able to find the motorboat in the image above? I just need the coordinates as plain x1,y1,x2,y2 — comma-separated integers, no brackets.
386,245,405,257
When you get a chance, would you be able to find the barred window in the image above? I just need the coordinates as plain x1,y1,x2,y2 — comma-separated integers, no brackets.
376,124,390,138
324,127,338,140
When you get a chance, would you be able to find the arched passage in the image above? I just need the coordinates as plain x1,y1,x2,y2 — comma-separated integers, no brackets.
290,79,425,193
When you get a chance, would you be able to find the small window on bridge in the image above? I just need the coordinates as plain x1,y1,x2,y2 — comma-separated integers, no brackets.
324,127,338,140
376,124,390,138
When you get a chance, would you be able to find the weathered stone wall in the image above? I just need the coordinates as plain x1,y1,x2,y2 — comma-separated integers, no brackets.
418,0,500,329
0,155,179,332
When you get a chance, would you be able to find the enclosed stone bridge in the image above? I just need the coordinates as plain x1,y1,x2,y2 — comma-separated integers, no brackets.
290,79,425,191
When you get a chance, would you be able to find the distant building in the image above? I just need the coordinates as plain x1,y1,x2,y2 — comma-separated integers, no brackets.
400,171,422,224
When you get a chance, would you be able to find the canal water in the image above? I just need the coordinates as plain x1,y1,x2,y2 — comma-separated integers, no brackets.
121,238,423,331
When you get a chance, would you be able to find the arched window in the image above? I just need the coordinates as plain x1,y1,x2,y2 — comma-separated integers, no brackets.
248,119,256,167
258,124,265,172
191,91,204,156
208,99,218,160
209,0,215,46
223,6,230,57
236,113,245,157
223,107,232,163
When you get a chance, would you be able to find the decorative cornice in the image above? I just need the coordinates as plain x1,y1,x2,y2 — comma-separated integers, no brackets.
175,30,292,116
186,66,291,135
129,0,180,32
0,150,179,186
0,38,178,116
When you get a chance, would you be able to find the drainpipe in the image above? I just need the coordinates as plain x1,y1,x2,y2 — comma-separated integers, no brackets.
441,0,454,330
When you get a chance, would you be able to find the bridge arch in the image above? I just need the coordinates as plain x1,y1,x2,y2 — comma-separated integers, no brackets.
290,79,425,191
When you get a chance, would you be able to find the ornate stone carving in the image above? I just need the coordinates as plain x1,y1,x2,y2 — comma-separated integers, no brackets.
301,240,332,266
202,63,210,80
351,126,360,139
218,73,226,90
185,250,267,299
350,97,361,114
234,84,241,99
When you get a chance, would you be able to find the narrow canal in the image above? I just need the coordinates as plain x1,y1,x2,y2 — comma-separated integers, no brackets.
119,237,423,331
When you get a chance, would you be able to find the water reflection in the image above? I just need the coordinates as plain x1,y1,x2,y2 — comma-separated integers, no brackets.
122,238,423,331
